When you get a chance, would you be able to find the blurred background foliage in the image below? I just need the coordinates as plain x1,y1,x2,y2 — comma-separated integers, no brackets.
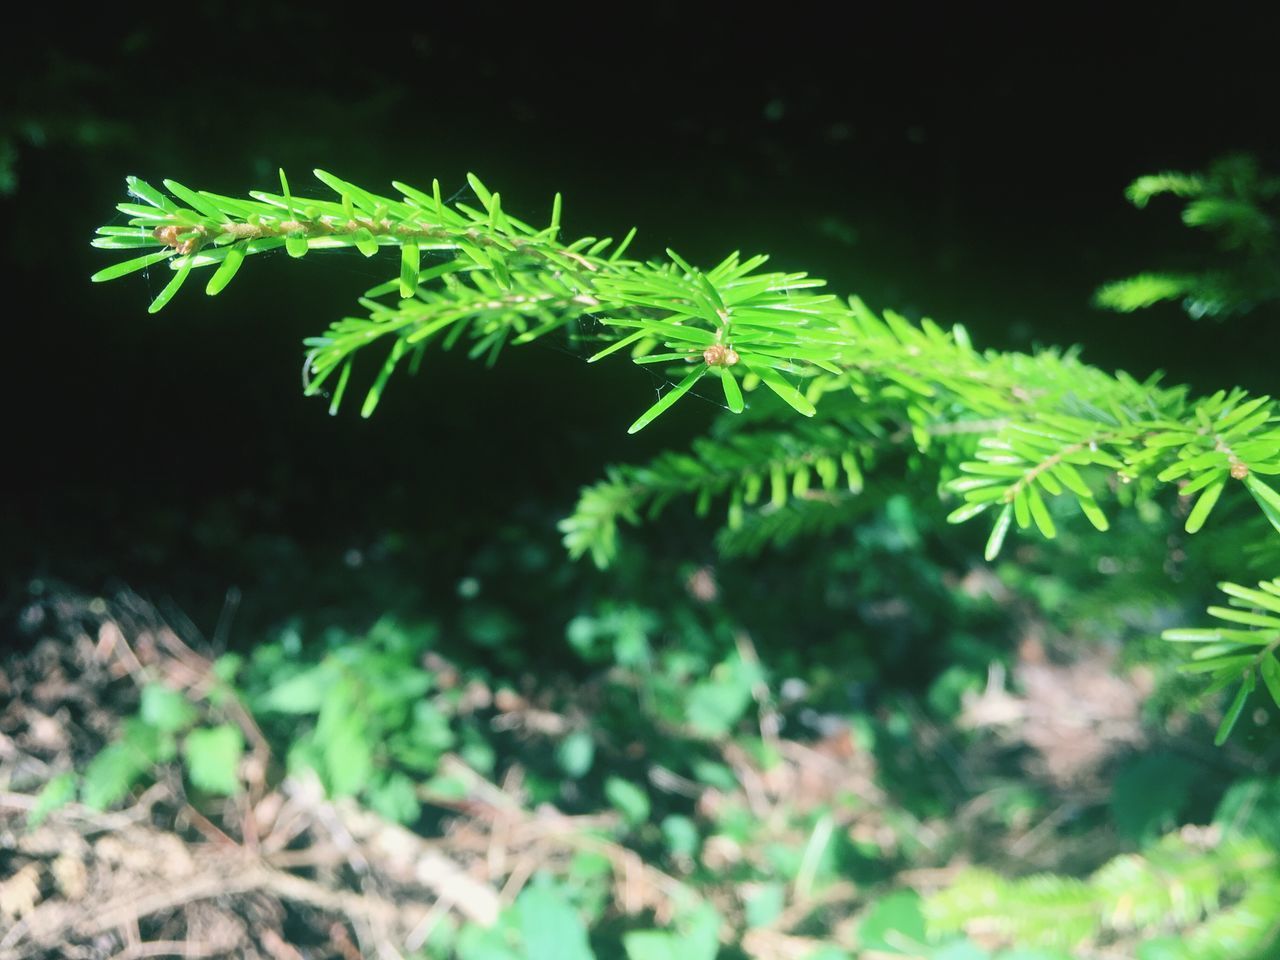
3,8,1280,959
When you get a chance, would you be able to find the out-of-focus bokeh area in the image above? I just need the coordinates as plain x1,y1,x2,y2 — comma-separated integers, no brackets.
3,11,1280,960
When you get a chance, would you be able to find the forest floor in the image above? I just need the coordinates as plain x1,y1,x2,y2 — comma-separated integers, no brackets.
1,586,1166,960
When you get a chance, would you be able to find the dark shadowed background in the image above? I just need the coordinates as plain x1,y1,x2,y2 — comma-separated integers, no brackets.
3,8,1278,638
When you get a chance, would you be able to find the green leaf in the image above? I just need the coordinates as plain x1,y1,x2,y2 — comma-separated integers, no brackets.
743,359,817,417
1034,468,1063,496
947,500,991,524
328,361,352,416
1244,474,1280,534
557,731,595,779
140,684,198,733
612,225,637,261
1219,581,1280,615
323,718,373,797
362,337,407,418
313,169,387,215
984,503,1013,561
205,242,247,295
858,890,927,954
624,931,679,960
588,329,648,363
1185,477,1226,533
183,724,244,796
1180,627,1280,645
962,458,1028,477
515,883,596,960
82,742,149,810
1260,655,1280,709
353,227,378,257
457,924,521,960
400,242,420,297
628,365,707,434
948,475,1001,494
123,717,176,764
1178,655,1254,674
605,776,651,826
678,905,721,960
466,172,494,210
1077,496,1109,531
1157,460,1194,483
126,176,177,211
194,190,264,220
390,701,454,772
1191,641,1257,661
1012,487,1031,529
548,191,563,237
660,814,699,858
1215,672,1256,745
148,260,193,313
91,250,174,283
162,178,227,220
1025,483,1056,539
606,317,715,344
285,235,309,258
278,167,296,219
368,771,422,824
257,664,333,714
686,669,754,737
1207,605,1280,628
744,883,785,928
842,451,864,492
115,201,172,221
1180,465,1227,496
91,232,164,250
720,368,745,413
28,773,77,828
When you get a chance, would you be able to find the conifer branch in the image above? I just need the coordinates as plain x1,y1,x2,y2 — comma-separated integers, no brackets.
1096,154,1280,318
925,832,1280,958
91,166,1280,740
